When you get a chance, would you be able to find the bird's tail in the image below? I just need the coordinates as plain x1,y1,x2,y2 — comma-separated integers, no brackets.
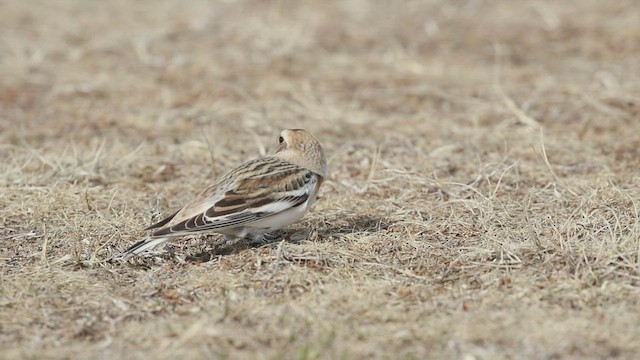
114,236,172,261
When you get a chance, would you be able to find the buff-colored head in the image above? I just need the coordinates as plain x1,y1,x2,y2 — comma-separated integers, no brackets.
274,129,327,178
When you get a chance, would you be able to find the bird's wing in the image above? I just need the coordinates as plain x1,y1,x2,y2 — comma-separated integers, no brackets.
144,210,180,230
149,157,319,237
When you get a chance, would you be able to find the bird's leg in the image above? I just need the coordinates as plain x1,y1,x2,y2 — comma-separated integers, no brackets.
222,234,236,244
249,232,280,245
263,232,280,242
243,233,265,245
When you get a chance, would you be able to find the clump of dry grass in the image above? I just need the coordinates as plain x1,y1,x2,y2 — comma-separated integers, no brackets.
2,0,640,358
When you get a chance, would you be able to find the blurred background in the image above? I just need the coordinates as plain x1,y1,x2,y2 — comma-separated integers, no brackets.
2,1,640,358
3,0,639,189
3,0,638,146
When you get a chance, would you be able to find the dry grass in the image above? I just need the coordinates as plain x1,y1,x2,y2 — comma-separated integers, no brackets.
2,0,640,358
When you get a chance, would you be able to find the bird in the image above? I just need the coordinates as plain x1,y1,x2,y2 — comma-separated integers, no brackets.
115,129,327,261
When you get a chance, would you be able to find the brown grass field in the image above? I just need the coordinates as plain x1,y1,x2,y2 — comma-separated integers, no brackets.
2,0,640,358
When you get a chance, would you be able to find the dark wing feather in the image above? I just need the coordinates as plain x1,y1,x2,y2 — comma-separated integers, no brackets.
151,212,258,236
148,158,317,237
144,210,180,230
151,193,311,237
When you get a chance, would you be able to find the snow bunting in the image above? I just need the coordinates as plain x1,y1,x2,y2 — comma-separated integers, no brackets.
115,129,327,261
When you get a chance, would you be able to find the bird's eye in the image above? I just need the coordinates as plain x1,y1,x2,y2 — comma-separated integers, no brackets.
278,135,285,144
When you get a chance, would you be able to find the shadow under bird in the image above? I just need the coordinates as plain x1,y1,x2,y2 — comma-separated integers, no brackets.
115,129,327,261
